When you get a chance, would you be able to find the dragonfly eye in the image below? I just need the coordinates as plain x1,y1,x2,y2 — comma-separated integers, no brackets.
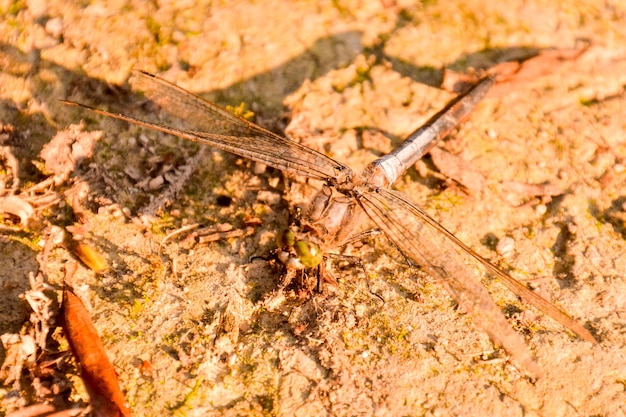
276,229,296,249
294,240,323,268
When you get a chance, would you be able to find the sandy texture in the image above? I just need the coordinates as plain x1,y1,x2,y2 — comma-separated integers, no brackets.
1,0,625,416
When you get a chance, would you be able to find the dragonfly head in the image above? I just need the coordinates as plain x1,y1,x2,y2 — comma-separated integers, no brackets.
276,228,323,270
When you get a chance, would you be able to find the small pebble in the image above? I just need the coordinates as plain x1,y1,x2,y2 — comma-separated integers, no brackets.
148,175,164,190
124,166,142,180
253,162,267,174
355,303,366,317
268,177,280,188
257,190,281,205
216,223,233,232
496,236,515,258
567,222,578,234
45,17,64,38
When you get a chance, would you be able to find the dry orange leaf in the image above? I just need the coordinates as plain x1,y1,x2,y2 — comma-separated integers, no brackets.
71,241,107,274
61,284,130,417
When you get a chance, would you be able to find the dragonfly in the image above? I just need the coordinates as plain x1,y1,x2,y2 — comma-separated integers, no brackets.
62,70,597,377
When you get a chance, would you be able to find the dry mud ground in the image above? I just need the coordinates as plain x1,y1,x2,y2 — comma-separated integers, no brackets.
1,0,626,416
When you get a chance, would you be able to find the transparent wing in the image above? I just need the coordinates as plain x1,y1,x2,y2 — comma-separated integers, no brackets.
358,187,597,376
62,70,351,182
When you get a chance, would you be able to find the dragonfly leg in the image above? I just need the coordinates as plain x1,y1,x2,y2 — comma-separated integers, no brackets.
334,228,383,247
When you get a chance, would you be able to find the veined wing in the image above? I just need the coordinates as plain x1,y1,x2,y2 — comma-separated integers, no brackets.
357,187,597,376
62,70,350,182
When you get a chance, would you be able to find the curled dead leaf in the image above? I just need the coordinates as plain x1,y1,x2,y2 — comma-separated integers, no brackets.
0,195,35,226
501,180,562,198
442,44,590,97
429,147,486,194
